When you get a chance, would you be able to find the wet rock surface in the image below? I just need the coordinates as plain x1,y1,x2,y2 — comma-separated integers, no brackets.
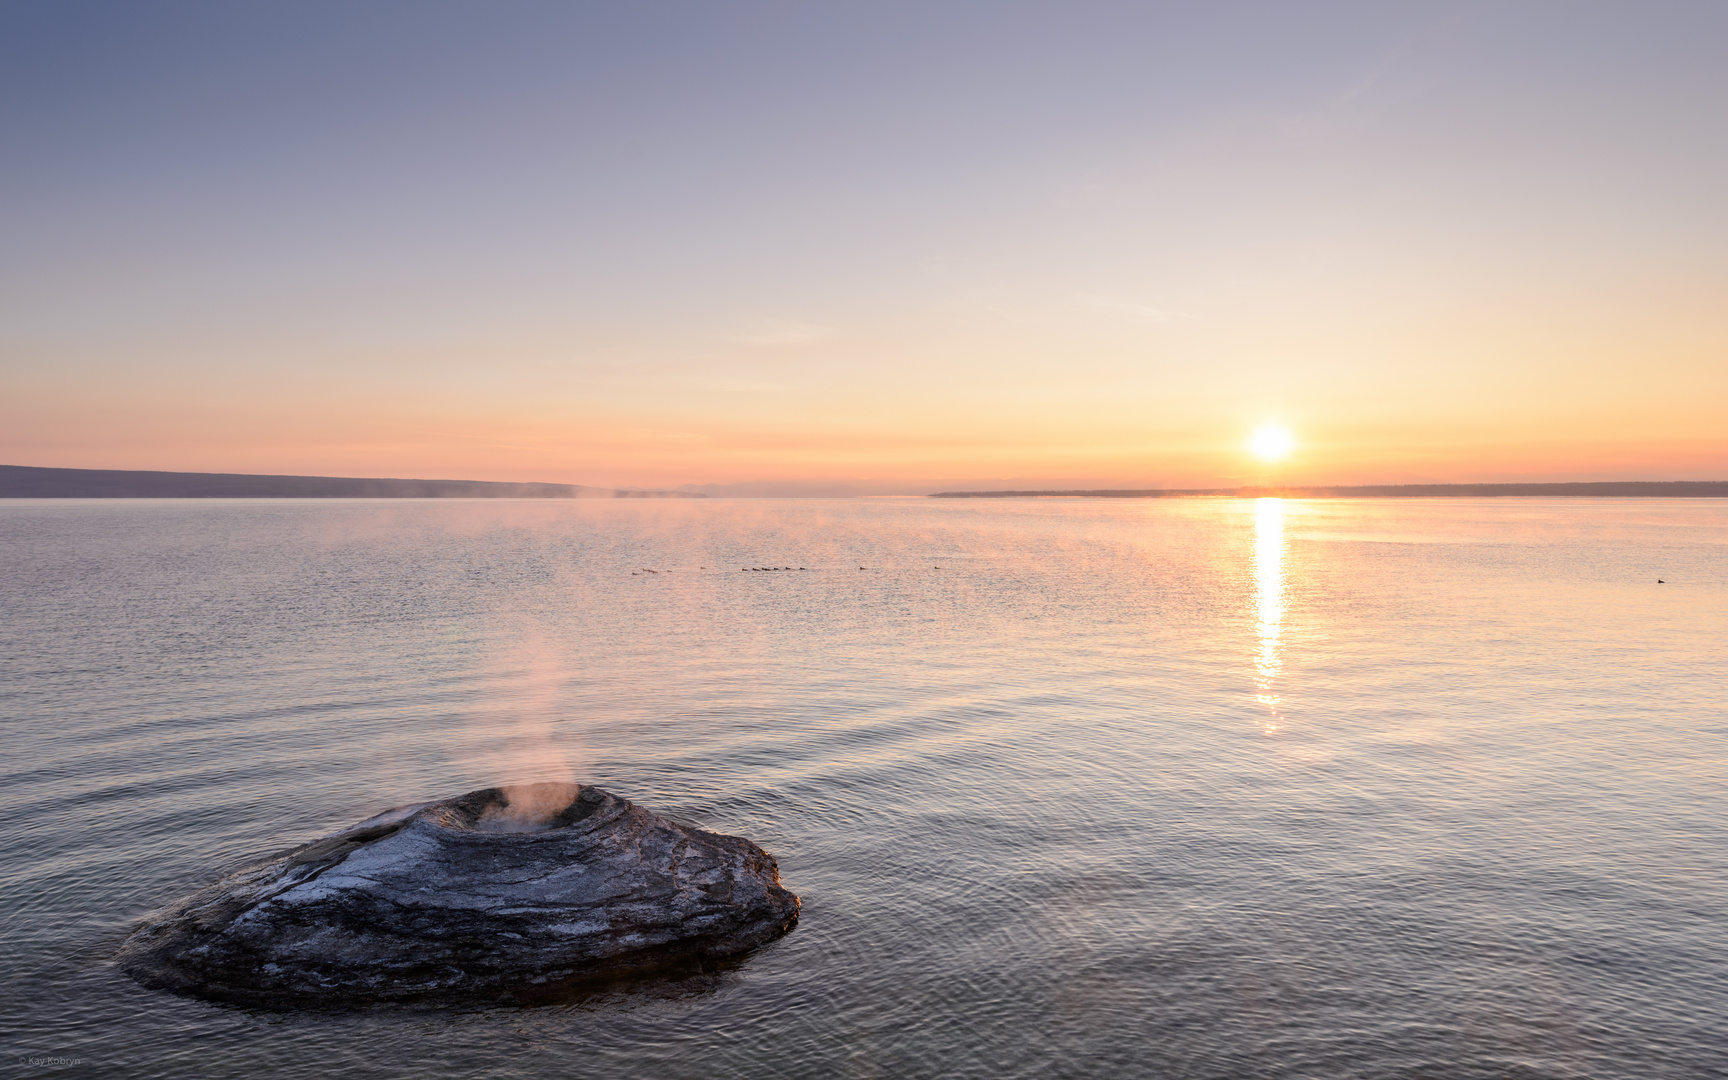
118,784,800,1006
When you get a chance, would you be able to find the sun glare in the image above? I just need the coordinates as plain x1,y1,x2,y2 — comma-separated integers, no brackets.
1248,425,1295,462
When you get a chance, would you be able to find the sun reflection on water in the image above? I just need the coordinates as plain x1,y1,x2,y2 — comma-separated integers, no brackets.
1253,497,1285,734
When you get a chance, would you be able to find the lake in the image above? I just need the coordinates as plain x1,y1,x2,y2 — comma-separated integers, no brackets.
3,497,1725,1079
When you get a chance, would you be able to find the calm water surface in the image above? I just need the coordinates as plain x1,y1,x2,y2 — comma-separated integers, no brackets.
3,497,1725,1079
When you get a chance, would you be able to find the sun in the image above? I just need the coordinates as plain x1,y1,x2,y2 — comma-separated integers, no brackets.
1248,425,1295,462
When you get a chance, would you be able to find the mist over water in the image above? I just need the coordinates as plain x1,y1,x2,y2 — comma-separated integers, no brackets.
3,497,1726,1078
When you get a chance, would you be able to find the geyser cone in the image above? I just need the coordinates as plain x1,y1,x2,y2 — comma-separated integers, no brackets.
118,785,799,1006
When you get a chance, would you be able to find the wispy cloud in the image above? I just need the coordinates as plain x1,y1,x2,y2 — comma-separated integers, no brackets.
682,376,789,393
1074,293,1194,323
729,321,833,347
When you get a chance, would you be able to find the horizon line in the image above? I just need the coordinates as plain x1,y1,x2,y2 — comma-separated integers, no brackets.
4,466,1728,500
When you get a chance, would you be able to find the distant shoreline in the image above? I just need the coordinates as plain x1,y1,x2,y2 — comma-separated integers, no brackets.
930,482,1728,498
0,465,705,499
5,467,1724,500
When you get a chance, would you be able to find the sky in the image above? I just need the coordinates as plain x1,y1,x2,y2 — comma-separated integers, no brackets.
2,0,1725,494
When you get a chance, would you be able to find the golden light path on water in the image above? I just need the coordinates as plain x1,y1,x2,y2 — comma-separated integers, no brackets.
1253,497,1285,734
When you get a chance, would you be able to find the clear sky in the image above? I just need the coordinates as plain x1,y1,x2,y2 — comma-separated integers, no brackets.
3,1,1724,493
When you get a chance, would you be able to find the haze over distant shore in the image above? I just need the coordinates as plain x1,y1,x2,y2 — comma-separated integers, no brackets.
0,465,705,499
931,482,1728,498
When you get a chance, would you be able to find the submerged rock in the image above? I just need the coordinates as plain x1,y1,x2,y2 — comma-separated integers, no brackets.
118,784,799,1005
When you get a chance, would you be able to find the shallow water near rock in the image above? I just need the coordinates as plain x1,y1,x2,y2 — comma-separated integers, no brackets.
3,497,1727,1078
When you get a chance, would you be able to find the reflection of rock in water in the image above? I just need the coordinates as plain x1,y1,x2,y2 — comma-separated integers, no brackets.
118,784,800,1006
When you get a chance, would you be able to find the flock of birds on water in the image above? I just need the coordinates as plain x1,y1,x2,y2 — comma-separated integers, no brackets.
632,566,1660,580
631,566,945,575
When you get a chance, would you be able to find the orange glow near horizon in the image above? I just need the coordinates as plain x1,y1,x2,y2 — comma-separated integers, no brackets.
3,391,1725,493
5,290,1723,492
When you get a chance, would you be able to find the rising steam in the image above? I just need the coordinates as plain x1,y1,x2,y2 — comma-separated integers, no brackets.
460,613,585,823
472,781,581,832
